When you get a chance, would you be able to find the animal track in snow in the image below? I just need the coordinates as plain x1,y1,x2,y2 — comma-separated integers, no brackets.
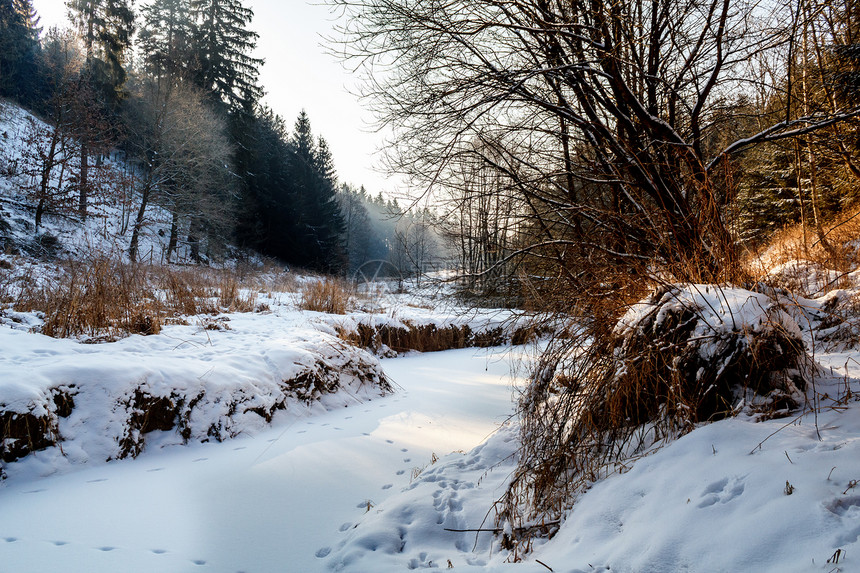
698,476,745,508
382,484,393,490
396,470,406,475
315,546,332,558
98,546,116,552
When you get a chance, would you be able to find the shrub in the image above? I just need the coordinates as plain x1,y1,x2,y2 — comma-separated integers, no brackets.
299,278,352,315
499,284,814,555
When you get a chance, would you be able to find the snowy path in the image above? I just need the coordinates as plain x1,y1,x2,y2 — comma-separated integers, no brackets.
0,347,522,573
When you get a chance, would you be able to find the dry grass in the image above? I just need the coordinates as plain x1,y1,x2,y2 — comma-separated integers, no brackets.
745,205,860,295
299,278,353,315
0,256,286,341
498,285,812,557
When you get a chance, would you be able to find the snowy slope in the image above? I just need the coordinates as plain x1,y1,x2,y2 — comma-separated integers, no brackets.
0,98,181,263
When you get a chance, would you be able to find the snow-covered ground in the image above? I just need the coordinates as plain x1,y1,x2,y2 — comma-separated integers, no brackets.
0,346,525,573
4,339,860,573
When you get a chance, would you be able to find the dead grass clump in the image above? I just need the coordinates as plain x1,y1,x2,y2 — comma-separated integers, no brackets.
158,267,212,315
339,322,473,354
217,277,257,312
499,285,813,556
300,278,352,314
15,257,164,340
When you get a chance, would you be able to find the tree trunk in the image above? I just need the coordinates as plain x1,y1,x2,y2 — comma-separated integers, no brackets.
167,209,179,263
129,184,153,263
79,140,89,220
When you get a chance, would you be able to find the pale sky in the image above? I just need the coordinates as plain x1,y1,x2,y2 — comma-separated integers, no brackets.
31,0,397,196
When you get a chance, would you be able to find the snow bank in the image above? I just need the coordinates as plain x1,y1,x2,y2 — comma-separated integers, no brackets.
0,319,390,475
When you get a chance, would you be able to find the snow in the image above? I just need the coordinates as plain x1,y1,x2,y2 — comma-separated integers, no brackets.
0,346,525,573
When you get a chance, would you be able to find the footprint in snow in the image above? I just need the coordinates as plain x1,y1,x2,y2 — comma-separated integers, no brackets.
403,458,411,463
298,430,307,434
192,559,206,565
339,523,353,532
267,438,278,442
98,546,116,552
233,446,247,451
345,416,353,420
22,489,46,494
321,423,330,427
401,448,408,452
315,547,332,558
386,439,394,444
147,467,165,472
362,433,370,436
86,478,108,483
4,537,18,543
192,458,208,463
151,549,168,554
382,484,393,490
396,470,406,475
52,541,68,546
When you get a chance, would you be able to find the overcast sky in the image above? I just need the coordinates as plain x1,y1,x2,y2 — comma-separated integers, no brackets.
31,0,397,196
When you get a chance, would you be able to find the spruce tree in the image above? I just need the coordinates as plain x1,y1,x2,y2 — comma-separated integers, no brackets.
287,111,345,272
188,0,263,112
138,0,193,84
0,0,41,104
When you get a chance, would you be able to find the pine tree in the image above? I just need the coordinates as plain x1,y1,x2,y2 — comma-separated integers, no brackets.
138,0,193,84
287,112,345,272
0,0,41,104
188,0,263,112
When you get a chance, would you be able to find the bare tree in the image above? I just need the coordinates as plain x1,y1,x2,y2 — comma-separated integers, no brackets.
334,0,860,298
124,78,234,263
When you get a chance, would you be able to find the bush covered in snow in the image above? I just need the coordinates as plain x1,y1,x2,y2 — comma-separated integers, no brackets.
501,284,817,553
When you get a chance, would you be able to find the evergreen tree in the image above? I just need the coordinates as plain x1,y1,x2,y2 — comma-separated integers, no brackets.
287,111,345,272
188,0,263,112
138,0,193,84
232,106,299,257
0,0,41,104
67,0,135,101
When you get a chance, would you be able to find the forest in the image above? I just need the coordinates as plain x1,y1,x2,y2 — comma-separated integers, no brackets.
0,0,445,277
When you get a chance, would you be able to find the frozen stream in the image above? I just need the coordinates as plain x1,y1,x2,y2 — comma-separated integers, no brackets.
0,346,523,572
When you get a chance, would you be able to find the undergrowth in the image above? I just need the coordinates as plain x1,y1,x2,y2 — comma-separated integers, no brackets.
0,255,279,341
498,283,815,558
299,277,353,314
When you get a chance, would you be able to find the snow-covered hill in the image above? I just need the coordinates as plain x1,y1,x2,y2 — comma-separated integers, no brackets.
0,98,181,262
